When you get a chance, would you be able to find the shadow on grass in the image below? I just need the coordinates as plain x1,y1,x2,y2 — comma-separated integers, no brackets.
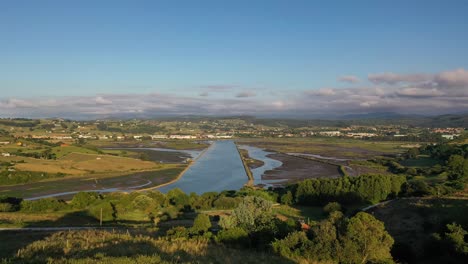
9,228,296,264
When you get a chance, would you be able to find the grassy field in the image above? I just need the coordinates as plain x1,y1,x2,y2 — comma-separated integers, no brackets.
273,204,325,222
0,230,293,263
237,137,411,159
1,152,159,176
0,165,185,198
51,146,98,158
90,139,208,150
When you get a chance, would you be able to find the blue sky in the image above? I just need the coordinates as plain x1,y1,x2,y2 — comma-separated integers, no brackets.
1,0,468,117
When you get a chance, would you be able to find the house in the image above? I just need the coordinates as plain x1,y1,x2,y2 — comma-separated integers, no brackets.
0,141,10,145
442,134,459,140
169,135,197,139
319,131,341,137
151,135,167,139
1,153,10,157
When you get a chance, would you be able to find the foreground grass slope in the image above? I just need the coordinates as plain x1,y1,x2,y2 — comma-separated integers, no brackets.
6,230,293,264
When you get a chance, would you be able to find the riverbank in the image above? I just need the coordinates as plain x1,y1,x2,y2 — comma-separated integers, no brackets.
235,144,255,186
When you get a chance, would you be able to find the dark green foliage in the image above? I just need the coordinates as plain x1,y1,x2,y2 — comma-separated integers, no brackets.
231,196,275,233
272,212,394,263
71,192,100,209
0,170,65,185
280,191,293,205
146,191,167,206
342,212,394,263
295,174,406,205
166,188,190,208
0,119,40,127
445,223,468,255
272,231,311,259
323,202,341,215
166,226,190,239
191,214,211,234
87,201,116,222
447,154,468,181
20,198,67,212
402,179,432,196
212,196,240,209
0,196,22,211
237,187,278,202
215,227,250,247
131,194,157,213
0,203,14,212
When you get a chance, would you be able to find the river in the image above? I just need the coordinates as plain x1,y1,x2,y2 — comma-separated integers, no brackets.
238,145,284,187
158,140,248,194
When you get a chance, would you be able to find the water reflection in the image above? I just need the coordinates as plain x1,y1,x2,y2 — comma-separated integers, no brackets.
238,145,284,187
158,141,248,194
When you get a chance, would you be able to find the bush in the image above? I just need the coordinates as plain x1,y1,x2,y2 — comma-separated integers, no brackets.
215,227,250,247
272,231,311,260
131,194,157,212
323,202,341,215
191,214,211,234
20,198,67,212
0,202,13,212
213,196,240,209
87,201,116,222
71,192,100,209
218,215,237,229
166,226,190,239
280,191,293,205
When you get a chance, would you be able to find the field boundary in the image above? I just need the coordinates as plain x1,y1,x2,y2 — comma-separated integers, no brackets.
235,144,254,186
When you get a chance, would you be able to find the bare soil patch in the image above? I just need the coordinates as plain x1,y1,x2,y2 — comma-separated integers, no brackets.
263,153,341,185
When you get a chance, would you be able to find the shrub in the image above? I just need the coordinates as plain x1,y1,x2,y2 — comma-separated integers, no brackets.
87,201,116,222
20,198,67,212
191,214,211,234
166,226,190,239
218,215,237,230
0,202,13,212
71,192,100,209
213,196,239,209
215,227,250,246
280,191,293,205
323,202,341,215
131,194,157,212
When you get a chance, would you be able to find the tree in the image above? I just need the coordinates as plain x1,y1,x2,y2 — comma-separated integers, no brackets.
323,202,342,215
219,215,237,230
231,196,275,233
71,192,100,209
132,194,157,213
445,223,468,255
167,188,190,208
341,212,394,264
192,213,211,234
447,155,468,181
406,148,420,159
280,191,293,205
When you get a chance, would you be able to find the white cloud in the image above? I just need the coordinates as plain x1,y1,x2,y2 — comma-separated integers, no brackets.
235,91,256,98
305,88,336,96
368,72,432,85
338,75,360,83
1,68,467,118
95,96,113,105
435,68,468,88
